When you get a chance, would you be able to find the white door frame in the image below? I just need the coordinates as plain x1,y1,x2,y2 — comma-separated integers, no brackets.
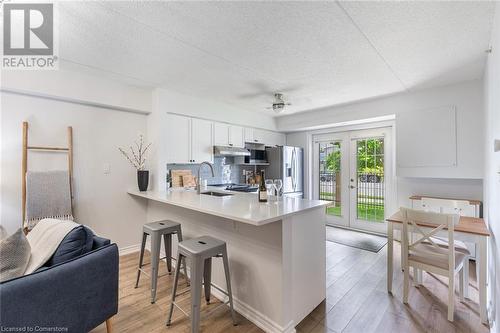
312,126,395,235
312,132,350,228
348,127,393,234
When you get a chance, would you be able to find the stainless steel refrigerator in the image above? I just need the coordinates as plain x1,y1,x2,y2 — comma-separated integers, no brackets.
265,146,304,198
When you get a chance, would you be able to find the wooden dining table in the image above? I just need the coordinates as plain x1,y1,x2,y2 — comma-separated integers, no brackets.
386,211,491,324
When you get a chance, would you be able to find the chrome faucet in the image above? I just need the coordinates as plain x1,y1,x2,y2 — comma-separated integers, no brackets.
197,161,215,194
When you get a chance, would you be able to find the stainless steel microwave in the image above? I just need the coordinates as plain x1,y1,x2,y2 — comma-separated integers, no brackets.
245,149,267,164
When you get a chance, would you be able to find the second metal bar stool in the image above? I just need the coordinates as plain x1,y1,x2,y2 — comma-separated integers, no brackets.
135,220,188,303
166,235,237,332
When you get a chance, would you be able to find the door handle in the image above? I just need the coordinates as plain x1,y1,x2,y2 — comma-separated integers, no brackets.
350,185,356,189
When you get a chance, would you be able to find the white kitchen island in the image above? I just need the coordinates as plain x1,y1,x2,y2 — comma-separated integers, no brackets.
128,188,328,333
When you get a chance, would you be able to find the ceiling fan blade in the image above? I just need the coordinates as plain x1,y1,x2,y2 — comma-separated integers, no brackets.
237,81,277,99
276,84,302,94
237,92,266,99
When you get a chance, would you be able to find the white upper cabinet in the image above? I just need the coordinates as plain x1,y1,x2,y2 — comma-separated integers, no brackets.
267,131,286,146
166,114,213,164
214,122,230,146
248,128,285,146
252,129,265,144
214,123,245,148
191,118,213,163
244,127,255,143
166,115,285,163
229,125,244,148
166,114,191,164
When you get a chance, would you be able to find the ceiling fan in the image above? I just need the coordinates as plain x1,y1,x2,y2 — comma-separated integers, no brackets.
267,93,291,113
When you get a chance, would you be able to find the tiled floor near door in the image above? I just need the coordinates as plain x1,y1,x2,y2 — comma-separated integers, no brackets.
92,240,489,333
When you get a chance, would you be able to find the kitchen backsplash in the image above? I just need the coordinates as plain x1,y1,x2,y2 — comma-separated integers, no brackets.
167,157,253,185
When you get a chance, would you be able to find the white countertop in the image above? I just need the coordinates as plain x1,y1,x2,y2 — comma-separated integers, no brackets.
128,187,329,226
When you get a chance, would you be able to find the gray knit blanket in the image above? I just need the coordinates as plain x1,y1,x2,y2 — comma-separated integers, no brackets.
25,170,73,230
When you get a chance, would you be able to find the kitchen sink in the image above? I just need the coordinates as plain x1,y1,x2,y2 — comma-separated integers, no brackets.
200,191,234,197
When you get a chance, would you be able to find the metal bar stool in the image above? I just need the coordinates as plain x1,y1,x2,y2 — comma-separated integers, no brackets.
135,220,188,303
166,235,237,332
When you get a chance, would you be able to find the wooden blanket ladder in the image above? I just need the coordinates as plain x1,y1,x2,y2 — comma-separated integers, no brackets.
22,121,74,227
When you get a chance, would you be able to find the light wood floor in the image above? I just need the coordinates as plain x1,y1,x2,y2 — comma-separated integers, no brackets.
92,240,489,333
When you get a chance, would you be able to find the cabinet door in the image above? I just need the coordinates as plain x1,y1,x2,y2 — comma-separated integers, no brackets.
267,131,286,146
253,129,265,144
244,127,254,143
229,125,245,148
214,122,230,146
191,118,213,163
166,114,191,163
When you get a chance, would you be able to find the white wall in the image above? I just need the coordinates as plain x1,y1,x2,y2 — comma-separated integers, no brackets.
0,71,151,250
148,88,279,191
285,81,484,210
280,80,484,179
1,69,152,114
154,88,278,131
484,3,500,330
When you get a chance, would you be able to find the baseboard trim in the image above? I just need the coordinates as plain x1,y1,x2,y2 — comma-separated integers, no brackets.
117,244,297,333
119,243,141,256
210,284,296,333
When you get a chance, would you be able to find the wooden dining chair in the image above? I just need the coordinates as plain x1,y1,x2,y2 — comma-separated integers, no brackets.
400,207,466,321
420,197,473,298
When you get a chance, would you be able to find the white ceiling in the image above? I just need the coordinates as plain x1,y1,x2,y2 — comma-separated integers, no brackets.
57,1,495,116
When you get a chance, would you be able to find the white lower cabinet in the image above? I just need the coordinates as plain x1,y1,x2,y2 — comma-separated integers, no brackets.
166,114,213,164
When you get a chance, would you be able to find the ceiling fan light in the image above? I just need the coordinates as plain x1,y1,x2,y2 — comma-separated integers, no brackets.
273,103,285,113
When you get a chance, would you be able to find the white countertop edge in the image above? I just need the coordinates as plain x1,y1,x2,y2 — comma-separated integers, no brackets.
127,189,329,226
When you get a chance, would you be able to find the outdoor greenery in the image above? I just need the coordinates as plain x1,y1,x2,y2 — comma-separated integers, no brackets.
357,139,384,173
322,139,384,174
326,205,384,222
321,138,385,223
324,142,341,172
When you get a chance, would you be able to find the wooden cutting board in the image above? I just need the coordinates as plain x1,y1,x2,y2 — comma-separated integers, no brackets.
182,174,197,188
171,170,192,187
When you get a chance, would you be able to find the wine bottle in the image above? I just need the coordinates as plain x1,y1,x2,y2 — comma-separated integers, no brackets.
259,170,268,203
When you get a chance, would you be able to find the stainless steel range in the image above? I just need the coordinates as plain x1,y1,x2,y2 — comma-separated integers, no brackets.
210,183,258,193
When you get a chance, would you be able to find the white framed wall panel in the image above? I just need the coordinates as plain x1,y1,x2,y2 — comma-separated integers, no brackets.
397,106,457,169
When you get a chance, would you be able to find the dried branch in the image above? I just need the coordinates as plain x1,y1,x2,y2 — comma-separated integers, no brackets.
119,147,139,169
118,134,152,171
130,146,140,166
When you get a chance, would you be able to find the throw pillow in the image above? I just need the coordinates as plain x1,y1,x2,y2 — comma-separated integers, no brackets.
0,229,31,282
45,225,94,266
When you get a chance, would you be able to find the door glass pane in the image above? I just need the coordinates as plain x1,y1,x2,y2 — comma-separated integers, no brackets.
319,141,341,216
356,138,385,222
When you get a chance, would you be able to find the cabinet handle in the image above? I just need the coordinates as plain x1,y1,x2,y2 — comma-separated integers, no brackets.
229,143,233,146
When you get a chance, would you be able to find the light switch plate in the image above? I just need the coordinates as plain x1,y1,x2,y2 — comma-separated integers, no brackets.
103,163,111,174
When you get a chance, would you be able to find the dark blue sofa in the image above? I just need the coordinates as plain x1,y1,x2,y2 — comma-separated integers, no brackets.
0,235,118,333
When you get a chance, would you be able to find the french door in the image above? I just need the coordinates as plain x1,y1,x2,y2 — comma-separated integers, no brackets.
313,127,393,234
